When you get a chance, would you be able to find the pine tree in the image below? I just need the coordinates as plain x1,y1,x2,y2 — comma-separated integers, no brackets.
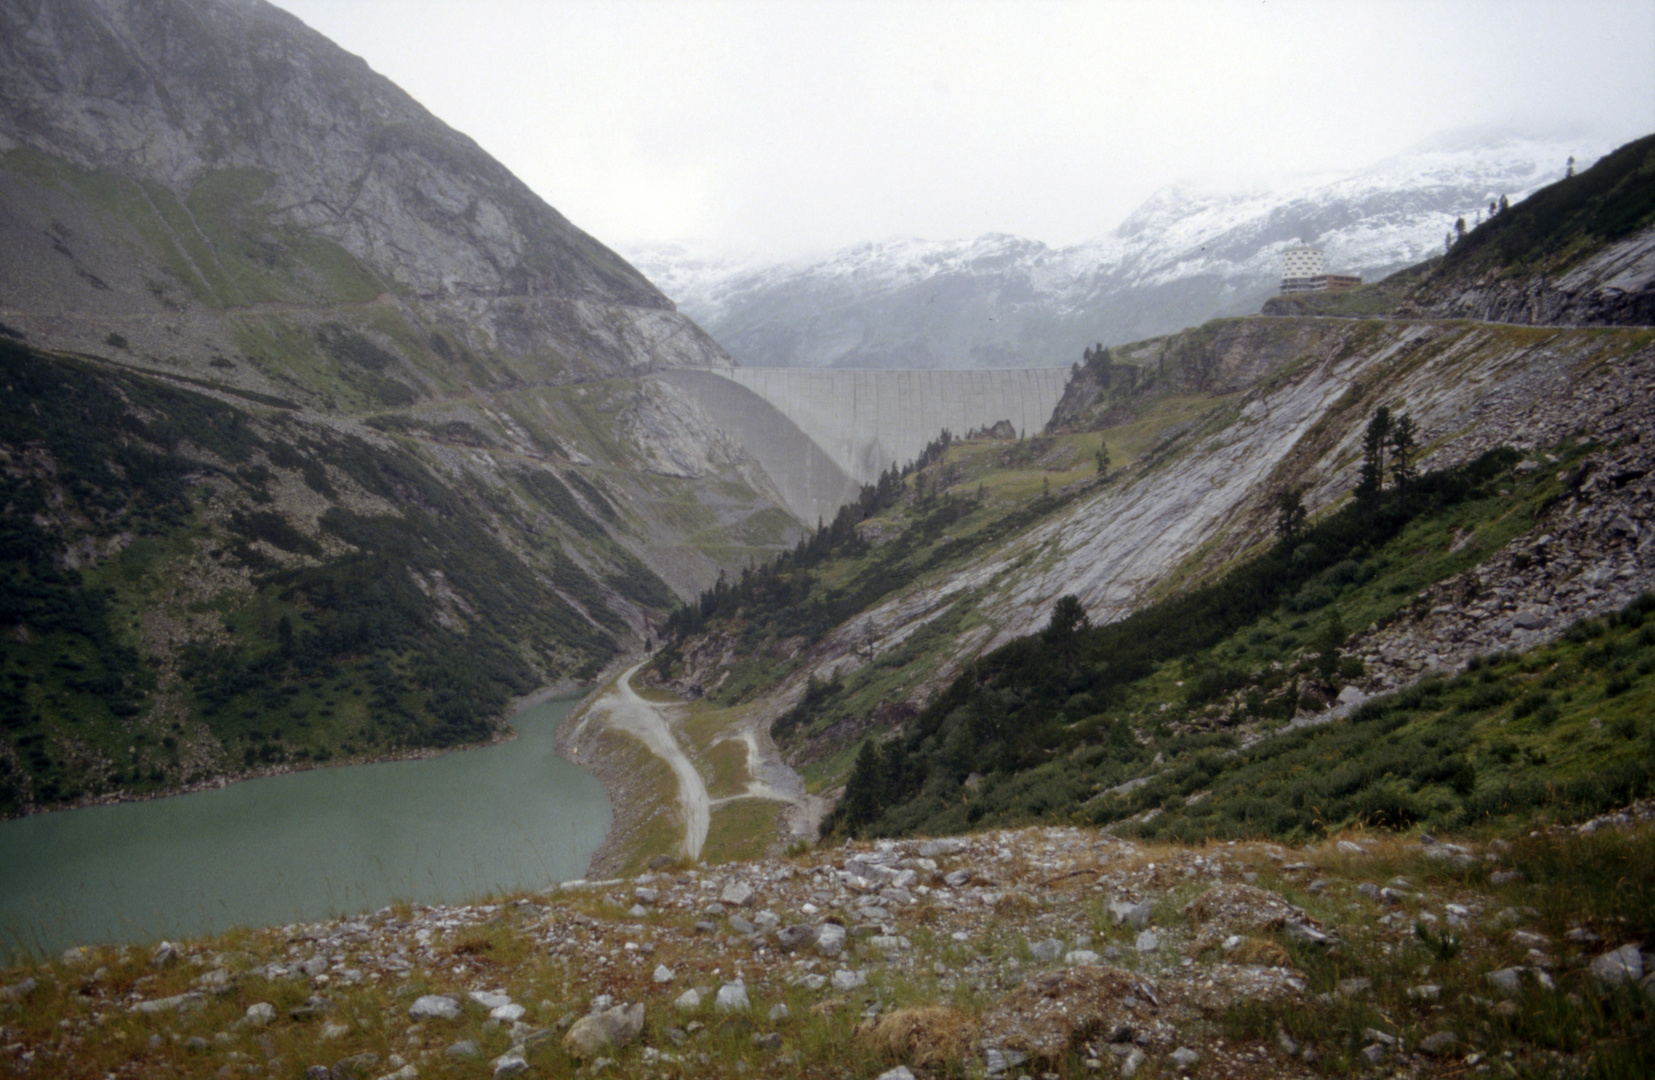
1566,155,1576,178
1389,413,1418,492
1316,610,1347,683
842,740,885,832
1095,440,1111,477
1275,487,1307,547
1357,407,1391,509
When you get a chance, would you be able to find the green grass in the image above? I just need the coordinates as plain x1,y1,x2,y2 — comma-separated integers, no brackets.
701,797,782,864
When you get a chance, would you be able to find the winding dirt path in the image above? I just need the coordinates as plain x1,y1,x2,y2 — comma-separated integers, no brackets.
574,660,828,862
582,661,711,860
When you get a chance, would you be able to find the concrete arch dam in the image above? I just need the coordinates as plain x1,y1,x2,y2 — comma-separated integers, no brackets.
661,366,1072,523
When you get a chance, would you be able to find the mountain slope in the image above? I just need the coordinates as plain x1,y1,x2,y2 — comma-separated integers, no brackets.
0,0,731,381
636,153,1655,854
628,133,1606,370
0,0,803,816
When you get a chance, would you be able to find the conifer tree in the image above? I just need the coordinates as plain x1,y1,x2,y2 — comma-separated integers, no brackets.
1357,407,1391,508
1389,413,1418,492
842,739,885,832
1275,487,1307,547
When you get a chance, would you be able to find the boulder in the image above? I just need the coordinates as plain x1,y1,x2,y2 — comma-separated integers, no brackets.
408,995,461,1021
816,922,848,958
1029,938,1065,963
1590,944,1645,989
561,1002,645,1060
715,981,751,1013
776,924,817,951
832,969,867,991
1418,1031,1459,1056
721,881,757,907
1109,899,1154,928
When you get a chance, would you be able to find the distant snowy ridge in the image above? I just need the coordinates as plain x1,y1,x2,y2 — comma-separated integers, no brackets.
627,133,1608,370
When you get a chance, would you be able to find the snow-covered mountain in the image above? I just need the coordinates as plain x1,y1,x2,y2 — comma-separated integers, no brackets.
628,132,1611,369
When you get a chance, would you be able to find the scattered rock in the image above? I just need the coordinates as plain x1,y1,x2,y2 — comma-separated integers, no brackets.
832,969,867,992
1486,968,1525,997
979,966,1158,1066
715,981,751,1013
1030,938,1066,963
0,977,37,1002
721,882,757,908
562,1002,646,1060
1419,1031,1460,1055
1590,944,1645,988
816,922,848,958
245,1002,276,1026
776,924,817,951
1135,930,1160,953
408,995,461,1021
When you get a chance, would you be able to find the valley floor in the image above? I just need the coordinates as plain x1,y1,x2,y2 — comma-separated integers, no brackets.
562,661,822,876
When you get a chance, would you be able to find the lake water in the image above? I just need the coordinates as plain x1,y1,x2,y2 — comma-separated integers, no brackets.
0,697,609,963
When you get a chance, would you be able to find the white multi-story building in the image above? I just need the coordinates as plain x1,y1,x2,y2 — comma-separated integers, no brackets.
1280,245,1327,293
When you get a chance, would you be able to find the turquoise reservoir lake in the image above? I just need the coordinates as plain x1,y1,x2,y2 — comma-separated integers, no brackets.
0,697,609,962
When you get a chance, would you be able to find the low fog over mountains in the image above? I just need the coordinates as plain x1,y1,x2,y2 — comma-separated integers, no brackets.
629,131,1606,370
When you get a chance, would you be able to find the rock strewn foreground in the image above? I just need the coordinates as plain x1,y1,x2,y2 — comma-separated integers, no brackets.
5,815,1654,1079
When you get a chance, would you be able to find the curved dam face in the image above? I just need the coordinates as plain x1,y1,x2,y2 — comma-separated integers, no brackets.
697,367,1072,485
653,370,865,528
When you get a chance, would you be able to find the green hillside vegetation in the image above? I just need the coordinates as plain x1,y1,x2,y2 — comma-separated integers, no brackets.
0,339,680,814
654,428,1106,697
820,431,1655,841
1442,133,1655,275
1260,133,1655,320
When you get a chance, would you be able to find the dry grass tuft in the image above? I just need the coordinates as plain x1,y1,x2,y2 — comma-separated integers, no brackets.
856,1006,979,1067
1229,937,1293,967
993,891,1041,916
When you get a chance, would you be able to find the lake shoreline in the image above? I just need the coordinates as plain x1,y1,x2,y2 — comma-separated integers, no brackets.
555,654,671,879
0,677,589,823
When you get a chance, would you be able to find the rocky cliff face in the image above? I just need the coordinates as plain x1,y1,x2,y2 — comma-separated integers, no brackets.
1395,225,1655,327
0,0,732,383
0,0,799,816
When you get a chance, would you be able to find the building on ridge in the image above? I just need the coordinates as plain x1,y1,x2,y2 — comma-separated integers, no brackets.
1279,245,1361,295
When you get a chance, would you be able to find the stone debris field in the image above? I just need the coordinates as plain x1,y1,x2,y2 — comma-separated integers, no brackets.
5,808,1653,1080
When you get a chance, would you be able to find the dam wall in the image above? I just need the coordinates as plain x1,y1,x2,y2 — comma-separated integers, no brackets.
654,370,863,528
699,367,1073,484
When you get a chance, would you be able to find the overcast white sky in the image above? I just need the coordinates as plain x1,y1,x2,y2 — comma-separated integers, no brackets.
273,0,1654,259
